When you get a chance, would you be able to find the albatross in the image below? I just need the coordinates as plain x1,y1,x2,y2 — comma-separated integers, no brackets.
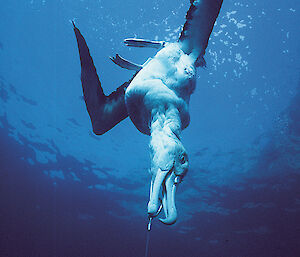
73,0,223,225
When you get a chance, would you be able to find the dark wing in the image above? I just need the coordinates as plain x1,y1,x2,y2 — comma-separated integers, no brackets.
73,22,135,135
179,0,223,67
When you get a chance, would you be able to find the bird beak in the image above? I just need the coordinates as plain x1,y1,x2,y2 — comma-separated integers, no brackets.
147,167,179,225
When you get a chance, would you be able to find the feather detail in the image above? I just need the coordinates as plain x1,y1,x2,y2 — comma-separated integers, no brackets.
179,0,223,63
73,22,136,135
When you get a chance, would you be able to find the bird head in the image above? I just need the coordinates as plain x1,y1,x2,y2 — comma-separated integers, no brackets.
148,135,189,225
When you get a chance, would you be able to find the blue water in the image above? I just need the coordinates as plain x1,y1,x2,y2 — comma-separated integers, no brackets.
0,0,299,256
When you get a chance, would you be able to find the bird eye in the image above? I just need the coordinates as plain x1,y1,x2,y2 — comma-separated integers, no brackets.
180,155,186,164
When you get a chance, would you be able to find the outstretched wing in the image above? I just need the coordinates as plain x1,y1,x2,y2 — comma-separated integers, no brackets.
179,0,223,66
73,22,135,135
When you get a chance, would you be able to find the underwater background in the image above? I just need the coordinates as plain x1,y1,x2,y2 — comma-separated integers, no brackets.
0,0,299,256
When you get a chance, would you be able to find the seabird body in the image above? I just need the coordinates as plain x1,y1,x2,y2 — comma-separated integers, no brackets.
73,0,223,225
125,42,196,135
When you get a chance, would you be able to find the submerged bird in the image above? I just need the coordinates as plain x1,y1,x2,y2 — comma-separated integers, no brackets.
73,0,223,225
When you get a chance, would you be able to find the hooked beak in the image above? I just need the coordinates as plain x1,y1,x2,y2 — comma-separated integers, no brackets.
147,168,180,225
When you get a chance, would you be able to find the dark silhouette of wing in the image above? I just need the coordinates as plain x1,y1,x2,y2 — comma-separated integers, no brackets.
179,0,223,67
73,22,135,135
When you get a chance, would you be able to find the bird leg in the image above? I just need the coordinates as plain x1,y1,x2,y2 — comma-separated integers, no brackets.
124,38,165,49
110,54,143,71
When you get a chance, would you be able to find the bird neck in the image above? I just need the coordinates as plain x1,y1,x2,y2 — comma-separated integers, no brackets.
149,108,182,147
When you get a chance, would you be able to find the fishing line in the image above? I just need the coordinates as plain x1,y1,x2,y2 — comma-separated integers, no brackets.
144,217,152,257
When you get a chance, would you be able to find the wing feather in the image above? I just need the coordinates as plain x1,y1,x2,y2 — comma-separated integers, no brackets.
179,0,223,64
73,22,134,135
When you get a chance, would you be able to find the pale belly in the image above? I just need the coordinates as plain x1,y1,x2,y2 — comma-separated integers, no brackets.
125,43,196,135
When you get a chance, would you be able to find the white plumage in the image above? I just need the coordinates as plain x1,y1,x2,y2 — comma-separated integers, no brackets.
73,0,223,225
125,42,196,135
